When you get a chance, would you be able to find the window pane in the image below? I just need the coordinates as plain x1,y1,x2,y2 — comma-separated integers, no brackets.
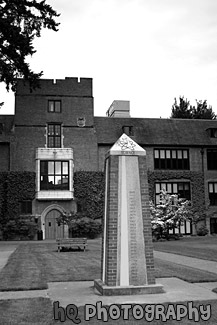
48,176,54,185
63,162,68,174
62,176,69,189
48,161,54,174
155,183,160,193
49,101,54,112
48,125,54,134
167,183,172,193
48,137,54,147
166,150,171,158
55,176,62,186
183,150,188,159
161,183,166,191
184,183,189,190
55,125,61,135
173,184,178,193
40,161,47,174
160,150,165,159
55,162,61,174
178,183,183,190
172,150,176,158
209,183,213,193
55,137,61,148
62,176,68,184
156,195,160,204
215,183,217,193
177,150,182,159
154,150,159,158
55,101,61,112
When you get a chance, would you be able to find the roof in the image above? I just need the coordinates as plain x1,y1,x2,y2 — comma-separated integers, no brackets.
94,117,217,147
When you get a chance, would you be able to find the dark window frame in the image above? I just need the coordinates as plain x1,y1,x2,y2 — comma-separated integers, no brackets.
207,149,217,170
154,149,190,170
40,160,69,191
47,123,61,148
122,126,134,136
155,181,191,205
208,182,217,205
48,100,61,113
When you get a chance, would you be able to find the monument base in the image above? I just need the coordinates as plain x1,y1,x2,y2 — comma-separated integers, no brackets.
94,279,164,296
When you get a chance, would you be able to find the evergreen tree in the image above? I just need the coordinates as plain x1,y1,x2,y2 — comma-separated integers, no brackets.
0,0,60,92
171,96,216,119
171,97,192,119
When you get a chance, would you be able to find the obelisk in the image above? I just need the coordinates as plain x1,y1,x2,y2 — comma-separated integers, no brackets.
94,133,163,295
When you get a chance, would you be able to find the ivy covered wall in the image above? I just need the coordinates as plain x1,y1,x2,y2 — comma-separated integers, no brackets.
74,171,105,220
0,172,36,239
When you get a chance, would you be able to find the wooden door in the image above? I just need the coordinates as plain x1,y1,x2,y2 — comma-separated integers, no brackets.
45,209,64,239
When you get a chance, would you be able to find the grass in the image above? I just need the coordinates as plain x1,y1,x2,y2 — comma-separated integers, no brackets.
1,238,217,291
153,235,217,261
1,237,217,324
0,240,101,291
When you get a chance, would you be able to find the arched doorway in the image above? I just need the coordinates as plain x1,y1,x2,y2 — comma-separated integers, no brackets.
45,209,64,239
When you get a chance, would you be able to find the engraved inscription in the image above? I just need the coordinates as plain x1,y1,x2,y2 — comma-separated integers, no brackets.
128,190,139,281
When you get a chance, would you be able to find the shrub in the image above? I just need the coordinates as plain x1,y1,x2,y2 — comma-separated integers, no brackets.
3,219,38,240
196,225,209,236
69,218,102,239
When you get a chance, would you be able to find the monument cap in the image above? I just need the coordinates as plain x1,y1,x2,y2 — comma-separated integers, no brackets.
107,133,146,157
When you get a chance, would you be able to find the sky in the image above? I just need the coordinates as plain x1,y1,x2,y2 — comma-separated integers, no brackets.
1,0,217,118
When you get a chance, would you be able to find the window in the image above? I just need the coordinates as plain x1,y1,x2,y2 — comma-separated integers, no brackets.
207,150,217,170
122,126,134,136
20,201,32,214
40,161,69,190
48,100,61,113
47,124,61,148
154,149,189,170
206,128,217,138
209,183,217,205
155,182,191,204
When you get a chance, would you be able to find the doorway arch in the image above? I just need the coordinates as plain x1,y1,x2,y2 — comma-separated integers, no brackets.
41,204,67,239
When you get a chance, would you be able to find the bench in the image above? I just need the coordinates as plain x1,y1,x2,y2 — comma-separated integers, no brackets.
56,238,87,252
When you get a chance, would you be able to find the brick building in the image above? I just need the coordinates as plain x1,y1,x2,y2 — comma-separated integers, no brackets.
1,77,217,238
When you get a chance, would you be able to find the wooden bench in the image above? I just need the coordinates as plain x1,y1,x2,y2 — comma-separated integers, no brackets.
56,238,87,252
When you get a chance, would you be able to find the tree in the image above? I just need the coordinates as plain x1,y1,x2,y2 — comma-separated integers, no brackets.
150,188,194,240
0,0,60,92
171,97,192,119
171,96,216,119
191,100,216,120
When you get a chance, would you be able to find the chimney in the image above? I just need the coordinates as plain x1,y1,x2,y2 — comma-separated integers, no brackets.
106,100,130,118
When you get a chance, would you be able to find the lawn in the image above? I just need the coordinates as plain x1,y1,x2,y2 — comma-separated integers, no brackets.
1,237,217,324
153,235,217,261
1,238,217,291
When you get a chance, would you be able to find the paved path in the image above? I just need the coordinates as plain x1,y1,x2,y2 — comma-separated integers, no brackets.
0,245,17,271
154,251,217,274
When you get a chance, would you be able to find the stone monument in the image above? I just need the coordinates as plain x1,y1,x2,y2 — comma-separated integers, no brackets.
94,133,164,295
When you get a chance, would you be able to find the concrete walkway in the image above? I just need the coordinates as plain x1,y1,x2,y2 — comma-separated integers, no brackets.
154,251,217,274
0,245,17,272
1,246,217,305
